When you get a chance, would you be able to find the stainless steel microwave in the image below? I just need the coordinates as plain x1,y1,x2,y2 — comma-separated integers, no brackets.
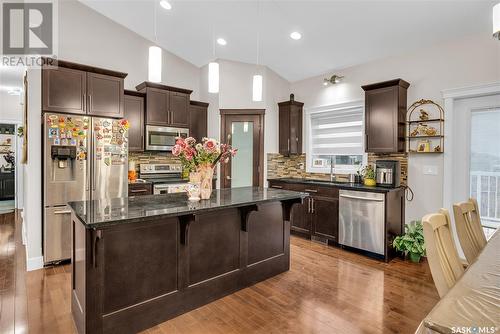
145,125,189,151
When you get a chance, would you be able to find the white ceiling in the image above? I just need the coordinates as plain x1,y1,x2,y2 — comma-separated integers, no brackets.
82,0,495,82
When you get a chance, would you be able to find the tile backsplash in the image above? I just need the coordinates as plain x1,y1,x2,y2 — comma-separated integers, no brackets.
129,152,180,171
267,153,407,186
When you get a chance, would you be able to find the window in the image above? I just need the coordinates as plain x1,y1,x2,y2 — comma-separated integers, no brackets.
469,108,500,239
305,101,365,173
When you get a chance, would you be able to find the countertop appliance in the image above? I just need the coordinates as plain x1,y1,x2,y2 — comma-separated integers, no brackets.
43,113,128,265
338,189,385,255
145,125,189,151
375,160,400,188
139,163,187,194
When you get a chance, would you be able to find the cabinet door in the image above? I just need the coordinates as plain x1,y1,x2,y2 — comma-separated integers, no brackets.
146,88,169,125
42,67,87,114
124,95,144,151
169,92,189,127
291,199,311,234
289,105,302,155
87,73,124,118
311,196,339,241
365,86,398,152
279,108,290,156
189,105,207,141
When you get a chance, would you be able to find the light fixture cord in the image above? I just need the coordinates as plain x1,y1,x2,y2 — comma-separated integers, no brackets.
256,0,261,66
153,1,158,43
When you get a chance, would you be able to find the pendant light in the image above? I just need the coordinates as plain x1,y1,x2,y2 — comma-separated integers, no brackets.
148,2,162,82
494,3,500,40
252,1,263,102
208,26,219,93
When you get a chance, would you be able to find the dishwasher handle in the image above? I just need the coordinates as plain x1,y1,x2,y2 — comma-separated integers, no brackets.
339,194,384,202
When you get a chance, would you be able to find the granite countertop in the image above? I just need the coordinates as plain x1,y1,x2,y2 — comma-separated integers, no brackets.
268,177,402,193
69,187,307,228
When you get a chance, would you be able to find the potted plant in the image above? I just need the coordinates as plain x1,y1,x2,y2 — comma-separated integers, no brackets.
392,221,426,263
361,165,376,186
172,137,237,200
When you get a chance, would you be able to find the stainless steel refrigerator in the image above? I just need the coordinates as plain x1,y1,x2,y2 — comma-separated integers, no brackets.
43,113,128,264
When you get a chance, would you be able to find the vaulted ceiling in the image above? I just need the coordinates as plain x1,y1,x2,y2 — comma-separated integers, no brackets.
80,0,495,82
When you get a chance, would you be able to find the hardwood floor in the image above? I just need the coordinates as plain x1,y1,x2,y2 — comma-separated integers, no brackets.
0,212,439,334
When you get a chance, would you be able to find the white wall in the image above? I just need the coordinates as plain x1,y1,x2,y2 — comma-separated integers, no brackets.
291,34,500,223
58,0,200,97
24,69,43,270
202,59,290,187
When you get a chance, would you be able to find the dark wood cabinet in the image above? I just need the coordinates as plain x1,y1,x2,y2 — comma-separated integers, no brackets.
169,92,190,127
311,196,339,241
189,101,208,141
268,180,338,241
278,97,303,156
124,91,145,151
42,66,87,114
362,79,409,153
136,82,193,127
0,172,15,200
42,59,127,118
128,182,152,197
87,72,124,118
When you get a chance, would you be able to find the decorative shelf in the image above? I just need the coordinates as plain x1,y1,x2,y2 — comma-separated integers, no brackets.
406,99,444,154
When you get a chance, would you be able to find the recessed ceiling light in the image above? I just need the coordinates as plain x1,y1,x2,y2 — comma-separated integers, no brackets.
290,31,302,40
216,38,227,46
159,0,172,10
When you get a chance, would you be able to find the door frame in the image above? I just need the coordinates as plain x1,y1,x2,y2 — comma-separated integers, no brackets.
220,109,265,188
442,82,500,211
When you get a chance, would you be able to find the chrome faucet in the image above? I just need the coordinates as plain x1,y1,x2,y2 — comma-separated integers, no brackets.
330,156,336,182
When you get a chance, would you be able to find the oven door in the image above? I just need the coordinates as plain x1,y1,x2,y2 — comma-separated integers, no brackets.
145,125,189,151
153,183,187,195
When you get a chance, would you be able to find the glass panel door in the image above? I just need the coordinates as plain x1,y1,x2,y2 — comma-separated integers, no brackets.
230,121,254,188
469,108,500,238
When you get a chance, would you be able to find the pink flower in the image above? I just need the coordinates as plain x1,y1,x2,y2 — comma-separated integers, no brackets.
172,144,181,156
176,138,186,148
203,139,217,152
230,148,238,157
185,137,196,146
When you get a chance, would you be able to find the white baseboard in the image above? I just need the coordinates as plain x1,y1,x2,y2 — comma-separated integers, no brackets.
26,256,44,271
21,211,27,245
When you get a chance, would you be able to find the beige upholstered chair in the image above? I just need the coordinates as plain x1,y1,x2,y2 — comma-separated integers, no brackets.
453,198,487,264
422,209,465,298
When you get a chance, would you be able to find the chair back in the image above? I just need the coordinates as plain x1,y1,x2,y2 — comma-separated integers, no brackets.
422,209,464,297
453,198,487,264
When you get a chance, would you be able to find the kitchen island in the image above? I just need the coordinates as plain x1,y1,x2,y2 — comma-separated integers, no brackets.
68,187,305,334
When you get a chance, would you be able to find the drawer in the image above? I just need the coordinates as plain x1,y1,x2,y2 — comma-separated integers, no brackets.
302,185,338,198
128,183,152,196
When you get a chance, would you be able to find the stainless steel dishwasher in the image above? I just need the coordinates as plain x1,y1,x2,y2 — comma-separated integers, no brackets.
338,189,385,255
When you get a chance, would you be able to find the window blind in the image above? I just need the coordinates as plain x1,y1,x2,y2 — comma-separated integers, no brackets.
310,105,364,156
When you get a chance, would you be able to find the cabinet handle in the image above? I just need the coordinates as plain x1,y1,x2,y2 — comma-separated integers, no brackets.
307,197,311,213
311,198,315,214
130,189,148,193
92,230,102,268
271,185,283,189
304,189,318,193
88,95,92,111
287,139,290,151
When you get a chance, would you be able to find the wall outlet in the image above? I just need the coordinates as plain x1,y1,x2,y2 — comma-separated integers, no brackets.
423,165,439,175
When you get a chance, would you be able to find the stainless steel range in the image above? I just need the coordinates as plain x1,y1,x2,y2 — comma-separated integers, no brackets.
139,163,187,194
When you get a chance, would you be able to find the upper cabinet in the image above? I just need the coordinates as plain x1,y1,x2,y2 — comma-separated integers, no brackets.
42,59,127,118
189,101,208,141
278,96,304,156
124,90,145,152
362,79,410,153
136,82,192,128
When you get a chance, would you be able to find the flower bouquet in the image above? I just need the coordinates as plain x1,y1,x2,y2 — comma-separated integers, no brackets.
172,137,237,200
